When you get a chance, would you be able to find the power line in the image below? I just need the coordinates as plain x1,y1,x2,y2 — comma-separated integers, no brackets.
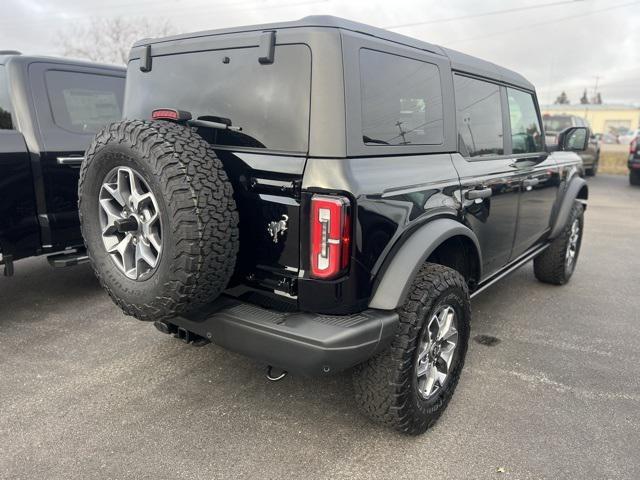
383,0,588,30
448,0,640,45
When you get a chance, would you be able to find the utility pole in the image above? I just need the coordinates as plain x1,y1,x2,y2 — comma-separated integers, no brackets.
395,120,408,145
592,75,601,101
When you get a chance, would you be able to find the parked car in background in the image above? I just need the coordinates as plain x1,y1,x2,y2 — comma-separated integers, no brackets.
629,134,640,185
618,129,640,146
543,114,600,175
0,52,125,276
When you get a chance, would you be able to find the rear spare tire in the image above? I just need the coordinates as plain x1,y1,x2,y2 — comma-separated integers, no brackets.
78,120,239,321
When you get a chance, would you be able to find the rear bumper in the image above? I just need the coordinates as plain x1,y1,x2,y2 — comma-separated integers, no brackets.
162,297,398,376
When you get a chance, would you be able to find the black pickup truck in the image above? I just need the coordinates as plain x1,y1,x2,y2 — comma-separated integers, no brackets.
77,17,590,435
0,52,125,275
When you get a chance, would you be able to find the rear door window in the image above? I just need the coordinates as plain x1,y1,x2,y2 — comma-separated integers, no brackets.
359,49,443,146
0,65,13,130
506,88,544,154
45,70,123,134
454,75,504,157
124,44,311,153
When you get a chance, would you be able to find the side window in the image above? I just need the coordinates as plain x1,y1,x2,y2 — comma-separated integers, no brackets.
454,75,503,157
0,65,14,130
45,70,123,135
360,49,443,146
506,88,544,154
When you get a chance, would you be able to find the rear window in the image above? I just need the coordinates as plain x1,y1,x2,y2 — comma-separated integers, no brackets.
544,115,573,133
124,44,311,153
454,75,504,157
45,70,123,134
0,65,13,130
359,49,443,146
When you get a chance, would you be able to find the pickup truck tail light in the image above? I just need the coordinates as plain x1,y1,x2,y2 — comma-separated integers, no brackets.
310,195,351,279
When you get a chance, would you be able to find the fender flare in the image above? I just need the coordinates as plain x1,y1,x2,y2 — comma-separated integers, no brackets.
368,218,481,310
549,176,588,240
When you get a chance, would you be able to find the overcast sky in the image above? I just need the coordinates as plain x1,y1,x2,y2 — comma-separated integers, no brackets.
2,0,639,105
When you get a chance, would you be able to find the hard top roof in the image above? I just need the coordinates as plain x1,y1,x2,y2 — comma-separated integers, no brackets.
132,15,534,91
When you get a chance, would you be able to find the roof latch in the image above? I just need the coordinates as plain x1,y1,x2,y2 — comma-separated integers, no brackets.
258,31,276,64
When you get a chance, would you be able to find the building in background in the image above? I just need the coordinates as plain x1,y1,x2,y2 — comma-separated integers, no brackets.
541,104,640,137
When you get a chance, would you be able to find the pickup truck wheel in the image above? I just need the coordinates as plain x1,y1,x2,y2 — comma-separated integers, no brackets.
534,202,583,285
630,170,640,186
353,263,470,435
78,120,239,321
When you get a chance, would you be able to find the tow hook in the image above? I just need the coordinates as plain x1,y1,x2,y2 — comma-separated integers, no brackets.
154,321,209,347
266,365,288,382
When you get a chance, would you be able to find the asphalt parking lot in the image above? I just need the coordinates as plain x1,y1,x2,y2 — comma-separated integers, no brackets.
1,174,639,480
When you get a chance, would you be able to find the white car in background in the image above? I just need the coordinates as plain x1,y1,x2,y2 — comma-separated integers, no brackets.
618,129,640,145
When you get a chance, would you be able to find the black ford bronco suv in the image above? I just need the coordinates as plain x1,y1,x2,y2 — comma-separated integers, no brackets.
0,52,124,275
78,17,589,434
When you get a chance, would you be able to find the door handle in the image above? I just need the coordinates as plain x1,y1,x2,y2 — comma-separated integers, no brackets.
465,187,492,200
510,154,548,168
523,178,539,189
56,156,85,167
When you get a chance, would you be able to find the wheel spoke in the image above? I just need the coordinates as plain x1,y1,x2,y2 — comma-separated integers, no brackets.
136,240,158,269
102,182,126,207
117,168,132,202
99,198,123,235
439,342,456,370
423,364,437,396
435,370,448,388
416,359,431,378
440,324,458,343
437,306,455,341
148,232,162,252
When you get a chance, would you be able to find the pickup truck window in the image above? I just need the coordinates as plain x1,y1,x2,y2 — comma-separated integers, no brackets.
360,49,443,146
507,88,544,154
453,75,504,157
543,115,573,133
0,66,13,130
45,70,123,135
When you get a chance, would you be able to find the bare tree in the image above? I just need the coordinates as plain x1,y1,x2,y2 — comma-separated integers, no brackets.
58,17,174,65
554,91,570,105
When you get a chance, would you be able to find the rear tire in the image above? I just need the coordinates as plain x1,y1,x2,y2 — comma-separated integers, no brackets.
630,170,640,186
534,202,583,285
353,263,470,435
78,120,239,321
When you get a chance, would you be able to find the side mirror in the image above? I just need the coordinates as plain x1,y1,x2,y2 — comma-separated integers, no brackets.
558,127,589,152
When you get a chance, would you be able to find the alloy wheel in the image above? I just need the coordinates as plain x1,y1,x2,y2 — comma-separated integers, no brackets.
98,166,162,280
565,218,580,272
416,304,459,400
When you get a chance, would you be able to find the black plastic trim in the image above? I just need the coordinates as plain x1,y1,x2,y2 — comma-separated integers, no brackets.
549,176,587,239
166,296,398,376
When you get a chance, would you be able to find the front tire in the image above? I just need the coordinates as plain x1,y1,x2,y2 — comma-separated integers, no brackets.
534,202,584,285
353,263,470,435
